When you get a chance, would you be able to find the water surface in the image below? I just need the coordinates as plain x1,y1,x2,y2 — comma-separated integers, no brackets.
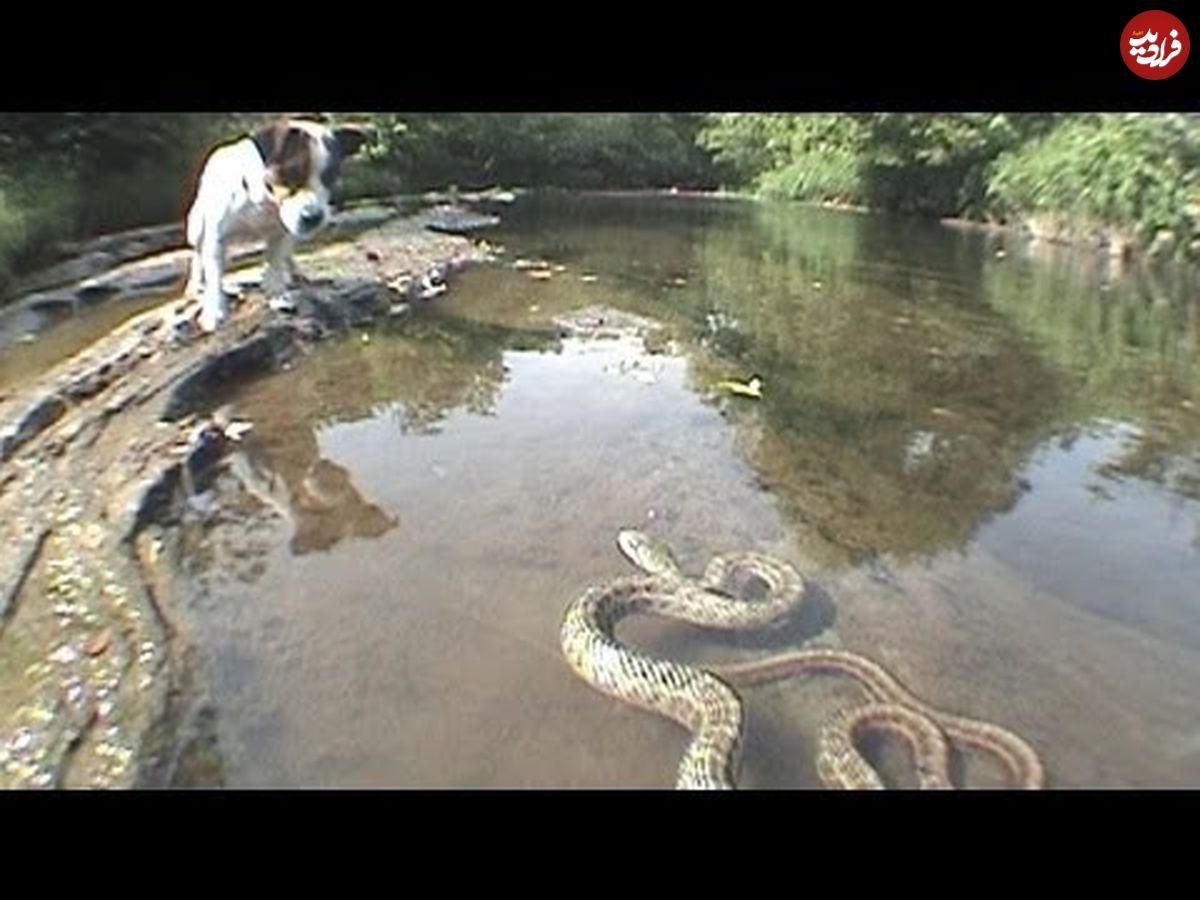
176,195,1200,787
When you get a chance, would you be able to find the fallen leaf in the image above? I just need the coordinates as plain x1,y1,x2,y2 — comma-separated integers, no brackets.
85,630,112,657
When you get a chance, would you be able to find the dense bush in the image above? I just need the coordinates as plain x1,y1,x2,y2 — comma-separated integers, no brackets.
699,114,867,204
697,112,1199,256
988,113,1200,249
699,113,1053,214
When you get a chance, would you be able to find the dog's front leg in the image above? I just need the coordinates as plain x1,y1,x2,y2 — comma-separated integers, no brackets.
196,237,229,333
184,206,207,300
262,233,297,298
184,248,205,299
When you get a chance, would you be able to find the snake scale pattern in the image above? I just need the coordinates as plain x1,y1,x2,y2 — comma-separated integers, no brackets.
560,530,1045,790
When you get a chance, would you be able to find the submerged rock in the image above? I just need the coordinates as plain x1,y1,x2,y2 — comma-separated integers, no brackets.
418,204,501,236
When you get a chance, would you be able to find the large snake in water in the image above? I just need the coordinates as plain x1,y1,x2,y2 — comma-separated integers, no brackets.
559,529,1045,790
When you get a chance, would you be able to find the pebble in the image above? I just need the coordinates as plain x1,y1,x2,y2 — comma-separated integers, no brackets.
50,644,79,665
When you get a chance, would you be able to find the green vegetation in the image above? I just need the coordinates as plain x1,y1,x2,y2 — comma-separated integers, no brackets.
0,113,244,291
345,113,715,194
988,114,1200,251
699,113,1200,257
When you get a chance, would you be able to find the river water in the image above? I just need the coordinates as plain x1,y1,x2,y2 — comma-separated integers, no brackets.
173,194,1200,787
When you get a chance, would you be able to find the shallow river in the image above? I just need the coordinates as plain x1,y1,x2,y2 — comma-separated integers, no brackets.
175,194,1200,787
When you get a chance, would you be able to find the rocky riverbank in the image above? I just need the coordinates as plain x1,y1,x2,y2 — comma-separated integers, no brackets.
0,203,499,788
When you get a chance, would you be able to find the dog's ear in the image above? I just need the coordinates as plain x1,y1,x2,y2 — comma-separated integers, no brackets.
332,125,371,159
256,124,312,191
251,123,283,165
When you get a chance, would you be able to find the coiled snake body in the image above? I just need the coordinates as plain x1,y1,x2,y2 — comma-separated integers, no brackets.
560,530,1045,790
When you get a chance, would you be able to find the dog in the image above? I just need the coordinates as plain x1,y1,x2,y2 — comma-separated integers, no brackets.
184,118,368,333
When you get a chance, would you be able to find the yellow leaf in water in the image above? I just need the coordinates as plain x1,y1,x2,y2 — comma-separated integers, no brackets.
716,377,763,399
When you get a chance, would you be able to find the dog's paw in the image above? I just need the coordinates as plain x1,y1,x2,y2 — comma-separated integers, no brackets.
197,305,228,334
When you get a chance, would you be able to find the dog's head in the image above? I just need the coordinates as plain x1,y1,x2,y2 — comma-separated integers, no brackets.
251,119,369,239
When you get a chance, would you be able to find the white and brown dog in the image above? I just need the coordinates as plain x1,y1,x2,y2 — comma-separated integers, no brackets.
184,119,368,332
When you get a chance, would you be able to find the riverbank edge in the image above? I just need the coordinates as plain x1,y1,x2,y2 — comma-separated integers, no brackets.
0,205,496,788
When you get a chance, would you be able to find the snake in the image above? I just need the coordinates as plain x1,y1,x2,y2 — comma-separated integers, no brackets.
559,529,1045,790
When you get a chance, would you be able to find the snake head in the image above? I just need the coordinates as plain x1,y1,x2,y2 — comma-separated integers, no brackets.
616,529,683,578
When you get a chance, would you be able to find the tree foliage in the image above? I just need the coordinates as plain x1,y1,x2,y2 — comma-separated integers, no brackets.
352,113,715,191
697,113,1198,254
